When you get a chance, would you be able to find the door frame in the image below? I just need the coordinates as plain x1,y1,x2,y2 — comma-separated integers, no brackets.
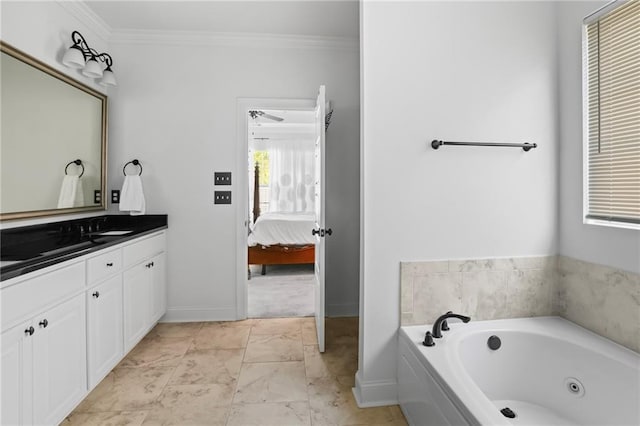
235,97,316,319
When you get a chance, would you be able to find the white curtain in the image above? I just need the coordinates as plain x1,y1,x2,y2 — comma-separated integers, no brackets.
268,139,315,214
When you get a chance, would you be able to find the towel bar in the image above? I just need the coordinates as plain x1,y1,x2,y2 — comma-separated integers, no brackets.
431,140,537,152
64,159,84,178
123,159,143,176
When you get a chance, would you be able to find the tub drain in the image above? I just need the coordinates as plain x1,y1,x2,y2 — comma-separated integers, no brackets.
500,407,516,419
564,377,585,397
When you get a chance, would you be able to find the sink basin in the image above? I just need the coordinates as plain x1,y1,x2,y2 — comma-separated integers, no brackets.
96,230,133,236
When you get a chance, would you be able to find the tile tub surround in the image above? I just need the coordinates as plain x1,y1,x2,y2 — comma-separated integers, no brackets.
400,255,640,353
63,317,408,426
400,256,558,326
558,256,640,353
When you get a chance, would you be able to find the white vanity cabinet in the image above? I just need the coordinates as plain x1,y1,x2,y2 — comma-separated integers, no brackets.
123,261,152,351
150,252,167,323
1,320,33,425
32,294,87,425
0,229,167,425
123,234,166,352
87,275,123,389
1,284,87,426
86,247,124,389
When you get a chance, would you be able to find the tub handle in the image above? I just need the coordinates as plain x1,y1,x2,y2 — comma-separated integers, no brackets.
422,331,435,347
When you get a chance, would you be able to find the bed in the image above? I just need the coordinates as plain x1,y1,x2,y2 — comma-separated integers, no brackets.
248,162,316,275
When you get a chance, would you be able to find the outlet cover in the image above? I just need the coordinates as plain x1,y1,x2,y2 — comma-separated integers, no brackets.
214,172,232,185
214,191,232,204
94,190,102,204
111,190,120,204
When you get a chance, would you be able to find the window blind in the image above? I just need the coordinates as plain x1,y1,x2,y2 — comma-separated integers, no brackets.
585,0,640,224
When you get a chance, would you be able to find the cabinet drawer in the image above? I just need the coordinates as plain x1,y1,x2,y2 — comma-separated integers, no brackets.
87,248,122,284
1,262,85,330
123,233,165,267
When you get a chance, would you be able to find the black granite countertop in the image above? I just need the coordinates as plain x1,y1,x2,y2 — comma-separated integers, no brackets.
1,215,168,282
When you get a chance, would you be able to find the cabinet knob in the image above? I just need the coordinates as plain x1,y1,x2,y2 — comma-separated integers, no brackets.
150,261,154,267
106,262,114,267
39,319,48,328
93,291,100,298
25,326,35,336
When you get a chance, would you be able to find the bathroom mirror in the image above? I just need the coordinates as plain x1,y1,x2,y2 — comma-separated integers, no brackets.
0,41,107,220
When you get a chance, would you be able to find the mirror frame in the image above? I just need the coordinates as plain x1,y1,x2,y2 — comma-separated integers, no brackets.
1,41,108,221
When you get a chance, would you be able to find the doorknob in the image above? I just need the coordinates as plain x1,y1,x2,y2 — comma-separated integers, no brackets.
312,228,332,237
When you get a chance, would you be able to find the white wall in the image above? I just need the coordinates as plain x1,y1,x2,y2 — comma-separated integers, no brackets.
358,1,559,405
106,34,360,320
557,1,640,274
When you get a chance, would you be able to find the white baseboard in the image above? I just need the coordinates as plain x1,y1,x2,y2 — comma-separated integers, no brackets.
352,371,398,407
161,306,237,322
326,303,359,317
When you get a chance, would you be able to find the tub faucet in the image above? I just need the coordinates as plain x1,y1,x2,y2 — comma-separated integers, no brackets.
432,312,471,338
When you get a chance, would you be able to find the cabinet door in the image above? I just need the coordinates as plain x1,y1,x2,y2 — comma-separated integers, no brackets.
123,262,151,352
87,275,124,389
150,253,166,323
32,294,87,426
1,321,33,426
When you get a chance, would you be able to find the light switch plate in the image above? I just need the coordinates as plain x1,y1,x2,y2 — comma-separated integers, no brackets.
214,172,232,185
94,190,102,204
111,190,120,204
214,191,232,204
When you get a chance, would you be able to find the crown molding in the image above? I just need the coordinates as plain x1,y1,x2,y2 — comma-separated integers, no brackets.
57,1,112,42
110,29,358,51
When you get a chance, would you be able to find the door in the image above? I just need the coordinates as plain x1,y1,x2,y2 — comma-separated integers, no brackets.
87,275,124,388
313,85,327,352
150,253,166,323
123,261,151,352
1,321,33,426
32,294,87,425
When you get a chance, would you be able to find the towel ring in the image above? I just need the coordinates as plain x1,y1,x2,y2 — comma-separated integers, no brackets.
64,159,84,178
123,159,143,176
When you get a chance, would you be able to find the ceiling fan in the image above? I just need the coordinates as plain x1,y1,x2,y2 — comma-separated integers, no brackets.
248,110,284,122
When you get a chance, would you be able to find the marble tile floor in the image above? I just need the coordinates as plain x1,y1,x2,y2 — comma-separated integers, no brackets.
63,317,408,426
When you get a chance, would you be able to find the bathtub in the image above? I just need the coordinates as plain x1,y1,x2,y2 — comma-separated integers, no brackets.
398,317,640,426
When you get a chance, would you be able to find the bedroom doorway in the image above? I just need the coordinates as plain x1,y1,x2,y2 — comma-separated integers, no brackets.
246,107,317,318
236,87,329,352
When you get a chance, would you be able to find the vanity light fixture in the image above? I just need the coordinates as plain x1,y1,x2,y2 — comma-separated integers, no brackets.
62,31,117,87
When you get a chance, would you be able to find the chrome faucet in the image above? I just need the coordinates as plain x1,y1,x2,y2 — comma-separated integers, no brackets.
432,312,471,338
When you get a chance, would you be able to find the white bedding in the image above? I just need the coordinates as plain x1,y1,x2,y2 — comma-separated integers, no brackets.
248,213,316,247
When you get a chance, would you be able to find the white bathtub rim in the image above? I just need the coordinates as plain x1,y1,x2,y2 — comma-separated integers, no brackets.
399,316,640,426
400,324,506,426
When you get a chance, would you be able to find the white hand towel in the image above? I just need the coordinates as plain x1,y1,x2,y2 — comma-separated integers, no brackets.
75,178,85,207
57,175,79,208
119,175,146,215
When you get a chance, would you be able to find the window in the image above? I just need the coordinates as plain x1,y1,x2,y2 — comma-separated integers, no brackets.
584,0,640,227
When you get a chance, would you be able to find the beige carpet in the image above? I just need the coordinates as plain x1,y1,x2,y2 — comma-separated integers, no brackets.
248,264,315,318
